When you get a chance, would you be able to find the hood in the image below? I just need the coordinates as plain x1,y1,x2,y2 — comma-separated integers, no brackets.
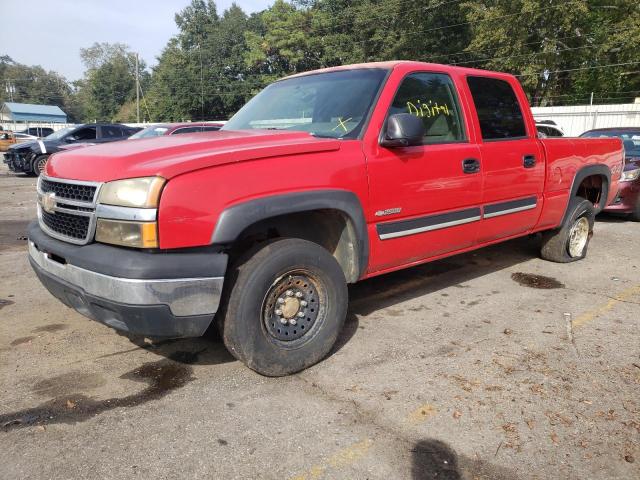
45,130,342,182
8,140,36,152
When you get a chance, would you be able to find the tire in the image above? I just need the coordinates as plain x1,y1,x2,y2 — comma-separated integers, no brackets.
31,155,49,176
540,197,595,263
218,238,348,376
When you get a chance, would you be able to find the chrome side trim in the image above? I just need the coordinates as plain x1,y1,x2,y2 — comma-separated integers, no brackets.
96,204,158,222
29,242,223,317
483,203,537,219
379,215,481,240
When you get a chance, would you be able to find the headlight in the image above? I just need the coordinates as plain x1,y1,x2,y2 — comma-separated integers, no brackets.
98,176,165,208
96,219,158,248
621,168,640,182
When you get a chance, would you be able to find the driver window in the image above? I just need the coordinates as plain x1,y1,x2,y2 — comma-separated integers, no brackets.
389,73,466,144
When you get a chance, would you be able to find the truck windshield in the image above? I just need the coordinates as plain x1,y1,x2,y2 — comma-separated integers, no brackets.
222,68,388,139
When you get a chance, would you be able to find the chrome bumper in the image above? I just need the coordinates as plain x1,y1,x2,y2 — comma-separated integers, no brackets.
28,241,223,317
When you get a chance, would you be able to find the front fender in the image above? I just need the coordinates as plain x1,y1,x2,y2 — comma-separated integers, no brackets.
212,190,369,279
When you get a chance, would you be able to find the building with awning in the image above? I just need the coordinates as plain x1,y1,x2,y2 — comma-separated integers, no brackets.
0,102,67,123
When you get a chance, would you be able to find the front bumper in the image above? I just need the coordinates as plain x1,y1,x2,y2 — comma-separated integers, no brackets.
28,222,227,337
4,150,31,172
604,180,640,214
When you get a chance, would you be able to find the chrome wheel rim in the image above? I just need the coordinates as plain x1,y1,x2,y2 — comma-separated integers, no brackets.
262,271,322,342
36,158,47,174
567,216,589,258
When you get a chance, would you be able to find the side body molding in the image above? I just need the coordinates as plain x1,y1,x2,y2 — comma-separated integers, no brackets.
211,190,369,279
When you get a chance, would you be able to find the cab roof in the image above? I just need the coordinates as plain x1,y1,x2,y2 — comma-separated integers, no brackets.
281,60,517,82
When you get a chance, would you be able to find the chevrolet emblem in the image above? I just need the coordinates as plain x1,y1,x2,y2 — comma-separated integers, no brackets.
41,192,57,214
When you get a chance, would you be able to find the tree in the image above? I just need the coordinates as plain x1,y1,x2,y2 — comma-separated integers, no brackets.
0,56,82,122
77,42,148,121
147,0,259,121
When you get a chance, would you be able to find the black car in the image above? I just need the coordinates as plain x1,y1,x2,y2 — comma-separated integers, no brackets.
4,123,141,176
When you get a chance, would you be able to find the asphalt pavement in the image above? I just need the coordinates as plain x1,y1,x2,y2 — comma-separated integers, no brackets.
1,164,638,479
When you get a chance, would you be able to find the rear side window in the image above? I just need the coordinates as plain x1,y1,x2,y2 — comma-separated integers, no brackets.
388,72,466,144
467,76,527,141
172,127,201,134
101,126,123,138
70,127,97,141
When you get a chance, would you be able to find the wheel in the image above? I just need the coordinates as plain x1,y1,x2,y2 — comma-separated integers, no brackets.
540,197,595,263
218,238,348,376
31,155,49,176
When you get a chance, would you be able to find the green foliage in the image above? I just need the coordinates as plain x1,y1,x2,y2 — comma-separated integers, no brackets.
77,42,147,122
4,0,640,124
0,56,82,122
146,0,258,121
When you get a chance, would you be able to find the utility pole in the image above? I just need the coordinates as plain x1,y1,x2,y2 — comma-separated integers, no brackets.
5,81,15,102
135,53,140,123
590,92,594,106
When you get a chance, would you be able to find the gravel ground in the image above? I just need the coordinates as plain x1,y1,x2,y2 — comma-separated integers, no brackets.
0,163,638,480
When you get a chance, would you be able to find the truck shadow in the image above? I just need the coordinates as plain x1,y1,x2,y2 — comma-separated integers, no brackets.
411,439,521,480
348,235,540,317
120,333,235,366
595,212,631,223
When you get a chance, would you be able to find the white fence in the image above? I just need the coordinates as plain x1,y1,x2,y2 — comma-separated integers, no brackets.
0,121,226,133
531,103,640,137
4,105,640,139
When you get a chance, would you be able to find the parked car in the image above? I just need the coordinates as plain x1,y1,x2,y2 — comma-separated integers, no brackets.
580,127,640,220
14,132,39,144
536,123,564,138
0,130,16,152
28,61,623,376
17,127,55,138
3,123,141,176
128,122,223,139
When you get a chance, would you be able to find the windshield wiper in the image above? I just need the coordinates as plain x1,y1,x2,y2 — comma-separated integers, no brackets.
310,133,340,139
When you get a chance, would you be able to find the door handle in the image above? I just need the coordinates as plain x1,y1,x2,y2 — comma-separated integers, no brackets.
462,158,481,174
523,155,536,168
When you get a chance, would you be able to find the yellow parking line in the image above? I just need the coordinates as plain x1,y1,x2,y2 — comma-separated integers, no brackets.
572,285,640,328
289,438,373,480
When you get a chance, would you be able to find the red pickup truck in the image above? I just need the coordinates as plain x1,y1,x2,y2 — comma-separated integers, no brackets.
28,61,623,375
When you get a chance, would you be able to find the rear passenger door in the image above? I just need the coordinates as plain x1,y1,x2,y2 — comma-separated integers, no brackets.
466,76,545,242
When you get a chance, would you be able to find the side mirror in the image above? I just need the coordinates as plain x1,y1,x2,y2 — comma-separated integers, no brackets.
65,136,76,143
381,113,425,147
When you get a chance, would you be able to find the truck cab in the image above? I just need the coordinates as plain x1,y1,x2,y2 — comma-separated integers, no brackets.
27,61,623,376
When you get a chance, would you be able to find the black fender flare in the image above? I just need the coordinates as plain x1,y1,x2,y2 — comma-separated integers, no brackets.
561,164,611,225
211,190,369,279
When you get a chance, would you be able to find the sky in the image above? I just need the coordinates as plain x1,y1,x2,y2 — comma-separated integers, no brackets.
0,0,273,81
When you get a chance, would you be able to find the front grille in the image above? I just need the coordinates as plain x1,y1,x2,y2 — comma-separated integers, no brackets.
40,178,97,202
37,176,101,245
41,209,91,240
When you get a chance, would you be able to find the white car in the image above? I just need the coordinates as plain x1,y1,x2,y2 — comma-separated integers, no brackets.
13,132,38,144
536,123,564,138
